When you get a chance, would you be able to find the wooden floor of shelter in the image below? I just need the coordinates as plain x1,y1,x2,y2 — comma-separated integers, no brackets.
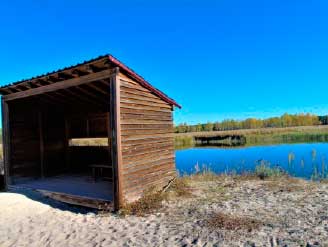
12,174,114,202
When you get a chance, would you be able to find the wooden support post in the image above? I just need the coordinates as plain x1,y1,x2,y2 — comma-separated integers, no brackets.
86,118,90,137
109,68,123,210
106,112,112,167
64,118,70,171
1,98,11,189
38,111,45,178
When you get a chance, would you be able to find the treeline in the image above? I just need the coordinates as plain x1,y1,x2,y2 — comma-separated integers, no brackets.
175,113,328,133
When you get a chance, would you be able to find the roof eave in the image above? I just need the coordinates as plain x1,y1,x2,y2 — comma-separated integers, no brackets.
108,55,181,109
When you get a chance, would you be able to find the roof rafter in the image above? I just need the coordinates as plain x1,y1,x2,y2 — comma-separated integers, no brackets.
0,55,180,108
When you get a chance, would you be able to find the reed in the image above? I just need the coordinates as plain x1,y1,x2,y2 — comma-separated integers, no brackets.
254,161,285,179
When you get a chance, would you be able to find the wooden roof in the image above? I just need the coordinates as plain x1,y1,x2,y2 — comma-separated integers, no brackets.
0,55,181,108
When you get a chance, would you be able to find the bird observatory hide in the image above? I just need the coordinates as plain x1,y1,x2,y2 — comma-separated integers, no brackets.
0,55,181,210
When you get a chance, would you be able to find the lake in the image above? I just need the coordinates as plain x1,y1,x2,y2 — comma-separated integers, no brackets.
175,143,328,179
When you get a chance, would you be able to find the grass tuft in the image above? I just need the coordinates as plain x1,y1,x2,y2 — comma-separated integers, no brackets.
207,212,263,231
254,161,286,180
167,178,192,197
120,188,167,216
120,178,192,216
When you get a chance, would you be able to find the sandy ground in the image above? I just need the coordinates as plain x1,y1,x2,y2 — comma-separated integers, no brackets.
1,177,328,246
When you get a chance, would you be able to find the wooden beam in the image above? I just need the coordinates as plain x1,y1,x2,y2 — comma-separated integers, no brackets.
65,87,103,106
48,91,100,111
16,85,28,91
71,69,89,77
0,88,13,95
75,86,108,105
47,75,60,83
3,68,116,101
50,91,78,105
58,72,75,80
42,93,69,105
38,111,45,178
35,79,49,86
109,68,123,210
99,79,111,87
85,82,109,95
88,64,104,72
6,87,20,93
39,97,58,106
1,98,11,189
27,81,39,88
61,88,103,107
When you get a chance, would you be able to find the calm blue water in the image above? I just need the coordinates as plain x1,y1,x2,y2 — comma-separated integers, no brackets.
175,143,328,179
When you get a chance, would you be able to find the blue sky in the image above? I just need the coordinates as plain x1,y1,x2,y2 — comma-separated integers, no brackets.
0,0,327,125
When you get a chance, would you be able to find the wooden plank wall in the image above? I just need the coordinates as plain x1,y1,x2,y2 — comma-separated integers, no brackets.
118,73,176,202
68,113,107,138
9,99,41,180
42,112,66,176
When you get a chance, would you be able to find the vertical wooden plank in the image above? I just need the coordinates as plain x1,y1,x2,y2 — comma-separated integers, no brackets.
106,112,112,168
1,98,10,189
86,118,90,137
109,67,123,210
38,111,45,178
64,118,70,171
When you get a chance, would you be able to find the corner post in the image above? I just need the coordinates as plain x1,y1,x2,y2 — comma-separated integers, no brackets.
1,98,10,189
109,67,123,210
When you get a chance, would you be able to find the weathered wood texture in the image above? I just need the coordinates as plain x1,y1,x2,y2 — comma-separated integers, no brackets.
8,99,67,180
3,68,116,101
119,74,176,202
69,146,110,172
9,99,41,180
42,112,66,176
38,190,114,210
109,71,123,210
1,98,10,188
1,57,179,209
68,113,108,138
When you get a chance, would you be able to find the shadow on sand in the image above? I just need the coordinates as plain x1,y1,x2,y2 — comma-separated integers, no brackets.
4,187,97,215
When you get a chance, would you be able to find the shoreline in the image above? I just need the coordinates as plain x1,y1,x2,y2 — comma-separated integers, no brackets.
175,125,328,148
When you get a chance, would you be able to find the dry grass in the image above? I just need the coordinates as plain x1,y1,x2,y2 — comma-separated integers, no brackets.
167,178,192,197
207,212,263,231
118,171,315,217
232,173,259,182
120,178,192,216
180,170,221,184
263,177,315,193
120,189,167,216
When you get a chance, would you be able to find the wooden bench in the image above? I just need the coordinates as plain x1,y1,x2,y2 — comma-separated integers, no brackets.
89,164,112,182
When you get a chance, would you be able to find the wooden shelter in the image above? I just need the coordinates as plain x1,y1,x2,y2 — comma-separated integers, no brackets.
0,55,181,210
